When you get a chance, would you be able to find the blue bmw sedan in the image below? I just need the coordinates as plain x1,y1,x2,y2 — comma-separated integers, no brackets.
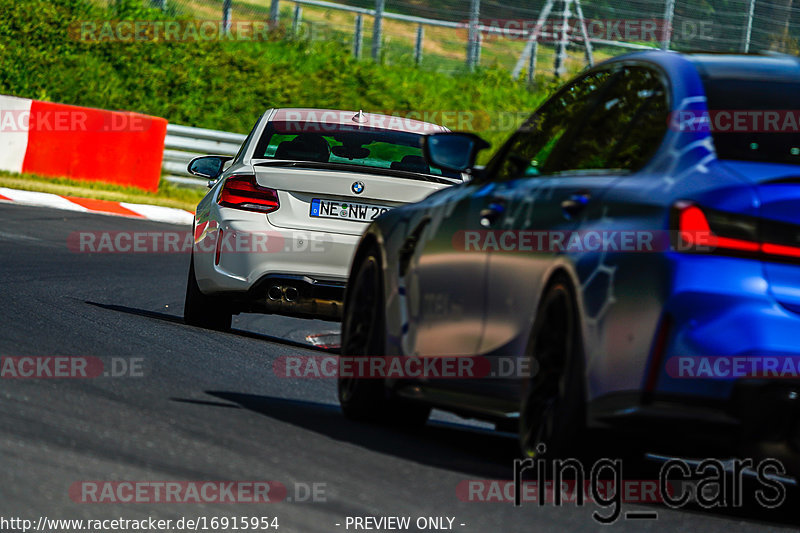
337,51,800,465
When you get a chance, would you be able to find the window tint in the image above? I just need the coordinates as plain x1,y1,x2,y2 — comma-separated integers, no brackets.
490,70,613,181
489,66,668,180
252,123,459,178
702,78,800,166
554,66,668,173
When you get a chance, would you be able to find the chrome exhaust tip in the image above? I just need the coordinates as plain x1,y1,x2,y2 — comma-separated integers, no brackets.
284,286,300,302
267,285,283,301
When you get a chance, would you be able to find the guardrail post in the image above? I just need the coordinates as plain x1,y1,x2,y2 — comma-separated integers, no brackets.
574,0,593,66
528,40,538,85
372,0,385,61
293,4,303,36
741,0,756,52
467,0,480,71
475,31,482,67
270,0,281,27
222,0,232,35
354,14,364,58
414,24,424,65
554,0,572,78
661,0,676,50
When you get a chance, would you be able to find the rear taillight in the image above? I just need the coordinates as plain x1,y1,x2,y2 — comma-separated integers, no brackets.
675,202,759,253
673,201,800,261
218,175,279,214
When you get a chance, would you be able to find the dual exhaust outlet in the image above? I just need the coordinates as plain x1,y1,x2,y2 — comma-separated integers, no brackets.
267,285,300,303
260,276,344,319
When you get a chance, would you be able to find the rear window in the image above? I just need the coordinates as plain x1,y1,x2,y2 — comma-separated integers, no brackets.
252,122,459,178
702,78,800,165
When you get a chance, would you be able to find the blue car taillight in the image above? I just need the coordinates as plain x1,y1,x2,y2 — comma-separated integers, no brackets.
218,175,280,214
673,201,800,261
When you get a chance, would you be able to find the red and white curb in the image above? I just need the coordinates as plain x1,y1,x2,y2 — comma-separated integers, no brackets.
0,187,194,225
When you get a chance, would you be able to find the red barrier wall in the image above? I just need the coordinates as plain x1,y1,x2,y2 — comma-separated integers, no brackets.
21,101,167,192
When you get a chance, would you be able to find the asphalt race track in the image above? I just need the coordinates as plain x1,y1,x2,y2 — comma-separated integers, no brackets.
0,202,797,532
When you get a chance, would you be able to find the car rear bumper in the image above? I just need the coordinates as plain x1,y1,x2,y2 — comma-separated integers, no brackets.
194,210,359,293
592,380,800,445
193,208,359,319
651,254,800,400
586,253,800,444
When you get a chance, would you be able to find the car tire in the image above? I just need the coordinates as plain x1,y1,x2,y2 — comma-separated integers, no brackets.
338,245,430,427
184,253,232,331
519,275,586,458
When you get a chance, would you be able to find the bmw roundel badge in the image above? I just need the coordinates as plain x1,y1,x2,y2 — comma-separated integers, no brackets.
351,181,365,194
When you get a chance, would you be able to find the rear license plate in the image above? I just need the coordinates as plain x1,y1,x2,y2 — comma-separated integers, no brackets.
310,198,390,222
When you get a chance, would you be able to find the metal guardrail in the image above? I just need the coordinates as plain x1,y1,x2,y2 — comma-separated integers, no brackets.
285,0,658,78
162,124,246,187
291,0,463,28
164,0,800,79
163,0,657,78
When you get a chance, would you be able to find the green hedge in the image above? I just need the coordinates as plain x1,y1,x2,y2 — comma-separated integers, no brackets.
0,0,551,151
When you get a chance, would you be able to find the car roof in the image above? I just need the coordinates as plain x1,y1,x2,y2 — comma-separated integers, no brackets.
605,50,800,83
270,108,449,134
686,53,800,82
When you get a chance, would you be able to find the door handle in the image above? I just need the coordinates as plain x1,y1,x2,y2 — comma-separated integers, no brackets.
398,218,430,276
561,192,590,219
479,201,505,227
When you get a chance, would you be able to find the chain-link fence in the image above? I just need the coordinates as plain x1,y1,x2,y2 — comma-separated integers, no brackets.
139,0,800,77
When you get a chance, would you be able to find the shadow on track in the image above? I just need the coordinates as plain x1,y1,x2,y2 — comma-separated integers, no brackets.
84,300,335,352
171,398,243,409
202,391,519,479
199,391,798,527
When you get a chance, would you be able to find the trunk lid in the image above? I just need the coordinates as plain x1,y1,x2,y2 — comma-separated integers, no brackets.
254,163,451,235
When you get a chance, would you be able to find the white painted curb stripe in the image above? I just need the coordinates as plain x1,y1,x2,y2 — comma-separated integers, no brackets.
119,202,194,225
0,187,194,225
0,187,88,212
0,95,33,173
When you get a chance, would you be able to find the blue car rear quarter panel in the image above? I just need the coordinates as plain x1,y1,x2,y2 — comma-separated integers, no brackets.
617,54,800,405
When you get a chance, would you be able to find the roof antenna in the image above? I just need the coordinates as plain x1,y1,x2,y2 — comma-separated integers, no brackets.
353,110,368,124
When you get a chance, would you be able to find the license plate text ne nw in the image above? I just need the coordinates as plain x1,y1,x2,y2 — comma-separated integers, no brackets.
310,199,390,222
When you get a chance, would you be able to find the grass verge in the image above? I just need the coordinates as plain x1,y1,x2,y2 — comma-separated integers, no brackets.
0,0,557,197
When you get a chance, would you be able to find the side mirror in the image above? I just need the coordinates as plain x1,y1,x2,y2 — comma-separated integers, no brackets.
422,132,490,174
188,155,233,183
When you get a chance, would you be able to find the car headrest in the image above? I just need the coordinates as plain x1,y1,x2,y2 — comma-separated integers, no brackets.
390,155,430,174
274,134,331,163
